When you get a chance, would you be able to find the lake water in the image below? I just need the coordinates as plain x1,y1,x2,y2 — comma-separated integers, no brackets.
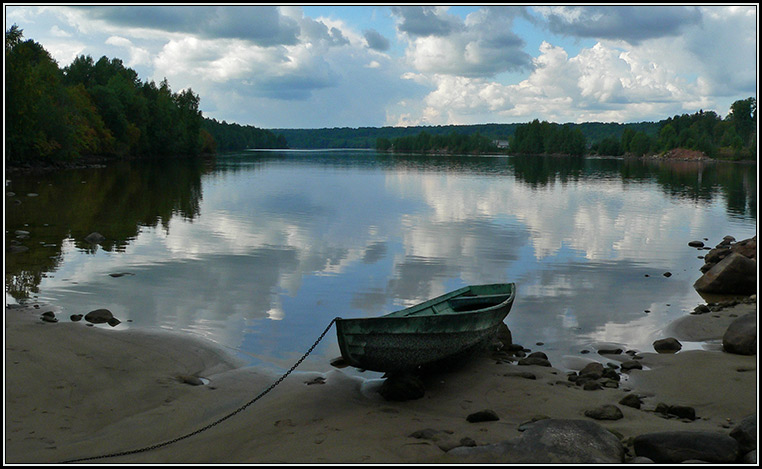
5,151,757,376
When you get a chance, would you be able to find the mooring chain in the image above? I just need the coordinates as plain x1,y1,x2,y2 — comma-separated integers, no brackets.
61,317,340,464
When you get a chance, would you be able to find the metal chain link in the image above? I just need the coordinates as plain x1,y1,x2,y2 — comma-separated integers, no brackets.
61,317,339,464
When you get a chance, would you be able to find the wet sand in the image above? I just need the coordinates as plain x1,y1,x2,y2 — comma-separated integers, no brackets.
4,301,756,464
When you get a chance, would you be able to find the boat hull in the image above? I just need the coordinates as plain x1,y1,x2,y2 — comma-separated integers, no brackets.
335,283,515,373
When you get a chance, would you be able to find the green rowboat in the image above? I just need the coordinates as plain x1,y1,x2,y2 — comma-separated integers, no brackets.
335,283,516,373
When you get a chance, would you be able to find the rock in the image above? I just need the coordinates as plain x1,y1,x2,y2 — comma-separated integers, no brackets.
582,380,603,391
107,317,121,327
666,405,696,420
620,360,643,371
653,337,682,353
458,437,477,448
40,311,58,323
304,376,326,385
694,252,756,295
409,428,471,452
504,343,525,353
70,314,83,322
84,232,106,244
730,415,756,454
466,409,499,423
378,373,425,401
517,356,552,367
688,240,705,248
722,312,757,355
742,449,757,464
579,362,605,379
653,403,696,420
703,246,731,266
84,308,115,324
633,431,740,463
449,419,625,463
495,322,513,349
584,404,623,420
619,393,643,409
409,428,443,440
732,236,756,259
517,415,551,431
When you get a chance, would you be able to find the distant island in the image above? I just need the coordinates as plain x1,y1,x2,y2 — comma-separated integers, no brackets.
5,24,757,167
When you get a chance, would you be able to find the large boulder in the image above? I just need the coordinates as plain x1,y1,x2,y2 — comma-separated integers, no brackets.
730,415,757,453
730,415,757,454
694,252,756,295
722,312,757,355
634,431,740,463
449,419,624,463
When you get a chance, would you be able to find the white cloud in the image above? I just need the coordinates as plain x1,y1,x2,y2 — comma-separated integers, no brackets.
104,36,151,67
390,30,742,126
398,6,532,78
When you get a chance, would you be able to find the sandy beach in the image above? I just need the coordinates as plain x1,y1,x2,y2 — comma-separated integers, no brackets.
4,298,757,464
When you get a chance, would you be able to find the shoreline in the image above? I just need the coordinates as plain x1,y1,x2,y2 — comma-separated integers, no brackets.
4,298,757,464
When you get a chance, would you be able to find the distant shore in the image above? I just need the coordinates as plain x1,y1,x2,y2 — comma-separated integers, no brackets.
4,294,756,464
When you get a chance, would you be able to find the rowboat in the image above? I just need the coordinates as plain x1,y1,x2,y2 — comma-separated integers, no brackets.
335,283,516,373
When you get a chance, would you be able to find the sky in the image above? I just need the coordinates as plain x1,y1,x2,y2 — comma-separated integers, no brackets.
4,4,758,129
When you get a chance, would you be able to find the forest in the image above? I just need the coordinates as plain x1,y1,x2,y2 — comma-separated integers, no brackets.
4,25,284,165
373,101,756,161
376,131,499,154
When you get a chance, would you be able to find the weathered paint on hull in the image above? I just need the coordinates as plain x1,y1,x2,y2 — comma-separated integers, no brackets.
335,283,515,373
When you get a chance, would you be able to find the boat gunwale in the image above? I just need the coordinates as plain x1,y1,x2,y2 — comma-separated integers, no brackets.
336,283,516,325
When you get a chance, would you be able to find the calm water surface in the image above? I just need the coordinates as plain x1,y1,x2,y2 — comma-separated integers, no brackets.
5,151,757,374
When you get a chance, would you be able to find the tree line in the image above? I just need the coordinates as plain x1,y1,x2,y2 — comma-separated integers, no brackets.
202,118,287,153
376,131,498,154
374,100,756,161
589,99,757,160
5,25,284,165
